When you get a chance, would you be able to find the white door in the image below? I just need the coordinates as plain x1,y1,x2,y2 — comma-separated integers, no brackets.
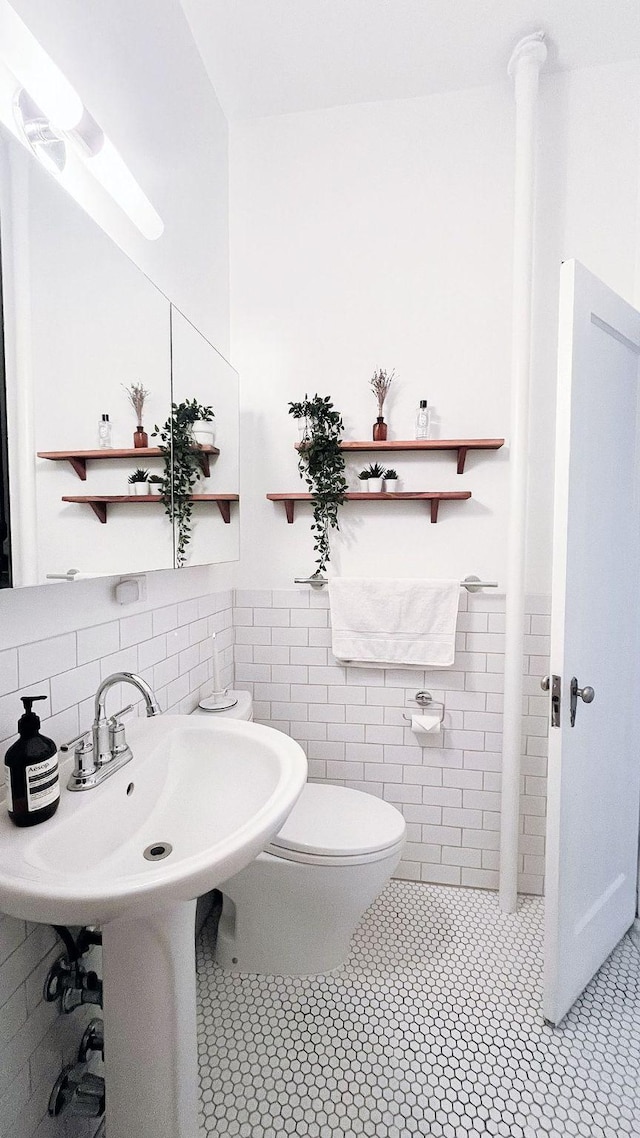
544,260,640,1025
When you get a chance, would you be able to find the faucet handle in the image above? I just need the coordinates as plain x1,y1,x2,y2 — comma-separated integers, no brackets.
107,703,134,727
108,704,134,760
60,728,96,783
60,728,93,755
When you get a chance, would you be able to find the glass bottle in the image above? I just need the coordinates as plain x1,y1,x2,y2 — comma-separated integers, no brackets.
98,413,112,448
373,416,388,441
133,425,148,448
415,400,431,441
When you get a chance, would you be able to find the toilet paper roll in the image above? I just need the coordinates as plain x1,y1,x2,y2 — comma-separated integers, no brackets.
411,712,442,735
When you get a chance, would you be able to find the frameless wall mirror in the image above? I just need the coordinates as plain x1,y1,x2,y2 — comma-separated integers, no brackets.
0,126,239,585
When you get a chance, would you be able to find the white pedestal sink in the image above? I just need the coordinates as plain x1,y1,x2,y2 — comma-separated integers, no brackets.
0,715,307,1138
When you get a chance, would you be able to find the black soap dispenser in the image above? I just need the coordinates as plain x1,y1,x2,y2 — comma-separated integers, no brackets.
4,695,60,827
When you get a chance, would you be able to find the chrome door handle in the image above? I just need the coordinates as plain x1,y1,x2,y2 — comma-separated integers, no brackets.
570,677,595,727
540,676,550,691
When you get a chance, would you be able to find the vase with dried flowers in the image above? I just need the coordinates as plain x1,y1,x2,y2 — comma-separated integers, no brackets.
370,368,394,440
123,382,151,448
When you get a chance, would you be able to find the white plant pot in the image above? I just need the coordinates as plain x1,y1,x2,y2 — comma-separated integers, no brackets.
384,480,400,493
367,478,384,493
149,484,163,494
130,482,149,496
192,420,216,447
357,479,369,492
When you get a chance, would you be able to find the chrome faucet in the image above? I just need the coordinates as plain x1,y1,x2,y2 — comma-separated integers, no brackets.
61,672,161,792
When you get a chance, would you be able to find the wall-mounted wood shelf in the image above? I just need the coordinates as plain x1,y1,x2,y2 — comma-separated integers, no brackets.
296,438,504,474
62,493,238,524
38,446,219,480
267,491,471,524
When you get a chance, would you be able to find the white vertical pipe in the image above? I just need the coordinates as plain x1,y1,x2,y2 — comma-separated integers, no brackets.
499,32,547,913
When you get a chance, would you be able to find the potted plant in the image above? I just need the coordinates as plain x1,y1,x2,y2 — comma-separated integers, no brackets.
370,368,394,441
148,474,164,495
128,468,150,495
153,399,215,567
357,469,371,490
384,468,400,491
288,394,348,573
123,382,151,448
360,462,386,492
192,416,216,448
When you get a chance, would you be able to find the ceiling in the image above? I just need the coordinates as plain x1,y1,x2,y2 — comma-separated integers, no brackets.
179,0,640,121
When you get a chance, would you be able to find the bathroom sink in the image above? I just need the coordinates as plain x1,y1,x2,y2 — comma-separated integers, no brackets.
0,715,307,926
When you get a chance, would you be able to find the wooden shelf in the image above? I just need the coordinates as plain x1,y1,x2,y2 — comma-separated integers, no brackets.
38,446,219,480
296,438,504,474
62,493,238,524
267,491,471,524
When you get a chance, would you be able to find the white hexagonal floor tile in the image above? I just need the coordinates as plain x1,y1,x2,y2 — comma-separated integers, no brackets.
196,882,640,1137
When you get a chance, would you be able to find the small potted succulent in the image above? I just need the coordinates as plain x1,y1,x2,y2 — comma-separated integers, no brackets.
359,462,386,492
128,468,150,496
384,468,400,491
148,474,164,494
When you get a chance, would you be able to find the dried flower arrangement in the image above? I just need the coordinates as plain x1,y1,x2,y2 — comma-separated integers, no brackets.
123,382,150,425
370,368,394,417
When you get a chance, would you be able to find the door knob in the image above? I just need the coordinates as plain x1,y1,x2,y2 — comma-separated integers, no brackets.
570,677,595,727
540,676,550,691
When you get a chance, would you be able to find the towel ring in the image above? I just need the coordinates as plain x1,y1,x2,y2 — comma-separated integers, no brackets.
402,690,445,726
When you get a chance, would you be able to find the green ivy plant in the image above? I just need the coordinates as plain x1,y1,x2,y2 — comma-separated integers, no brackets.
288,394,348,573
153,399,214,567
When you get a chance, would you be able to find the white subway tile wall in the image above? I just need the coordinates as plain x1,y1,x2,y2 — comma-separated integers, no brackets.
0,588,232,1138
234,587,550,897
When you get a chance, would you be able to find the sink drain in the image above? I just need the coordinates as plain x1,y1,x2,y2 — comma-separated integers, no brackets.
143,842,172,862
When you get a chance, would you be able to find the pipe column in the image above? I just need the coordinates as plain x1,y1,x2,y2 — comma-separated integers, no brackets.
499,32,547,913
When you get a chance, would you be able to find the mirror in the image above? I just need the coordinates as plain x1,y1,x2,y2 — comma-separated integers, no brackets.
169,307,239,570
0,127,239,585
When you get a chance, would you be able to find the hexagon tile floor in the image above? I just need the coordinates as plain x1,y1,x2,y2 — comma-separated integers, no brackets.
196,881,640,1138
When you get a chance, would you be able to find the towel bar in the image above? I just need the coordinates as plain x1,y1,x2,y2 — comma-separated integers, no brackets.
293,573,499,592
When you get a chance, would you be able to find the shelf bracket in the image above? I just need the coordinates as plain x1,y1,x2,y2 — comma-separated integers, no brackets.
456,447,469,475
284,500,295,524
430,500,439,524
196,451,211,478
68,457,88,481
216,500,231,524
89,501,107,524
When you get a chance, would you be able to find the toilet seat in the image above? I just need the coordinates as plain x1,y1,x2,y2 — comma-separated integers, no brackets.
265,783,406,866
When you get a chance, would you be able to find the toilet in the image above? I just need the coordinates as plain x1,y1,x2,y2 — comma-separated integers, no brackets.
193,690,406,975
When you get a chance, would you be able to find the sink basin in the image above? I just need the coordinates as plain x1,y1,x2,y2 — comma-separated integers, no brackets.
0,713,307,1138
0,715,307,926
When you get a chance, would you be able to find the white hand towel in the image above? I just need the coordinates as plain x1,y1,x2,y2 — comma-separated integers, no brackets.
328,577,459,668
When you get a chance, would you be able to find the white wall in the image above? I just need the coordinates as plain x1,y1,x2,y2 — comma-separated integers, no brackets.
229,61,640,592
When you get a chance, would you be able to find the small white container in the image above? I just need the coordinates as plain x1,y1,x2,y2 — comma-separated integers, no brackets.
130,482,149,496
384,478,400,492
367,477,384,493
192,420,216,447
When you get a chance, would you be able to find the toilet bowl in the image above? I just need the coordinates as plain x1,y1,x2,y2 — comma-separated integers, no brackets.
191,691,406,973
216,782,406,976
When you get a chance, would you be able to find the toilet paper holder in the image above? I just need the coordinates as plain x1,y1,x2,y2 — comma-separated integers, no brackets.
402,690,445,726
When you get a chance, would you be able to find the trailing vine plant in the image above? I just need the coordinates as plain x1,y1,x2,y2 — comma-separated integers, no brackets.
288,394,348,574
153,398,214,567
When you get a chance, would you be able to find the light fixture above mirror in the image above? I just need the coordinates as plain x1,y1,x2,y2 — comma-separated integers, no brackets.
0,0,163,241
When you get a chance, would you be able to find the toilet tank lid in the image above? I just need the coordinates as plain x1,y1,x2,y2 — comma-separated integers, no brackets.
269,784,406,858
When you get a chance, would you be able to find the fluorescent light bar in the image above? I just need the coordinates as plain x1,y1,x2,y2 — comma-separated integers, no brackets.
0,0,83,131
1,2,164,241
86,136,164,241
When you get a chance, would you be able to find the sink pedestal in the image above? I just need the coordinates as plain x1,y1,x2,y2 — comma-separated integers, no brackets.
102,900,199,1138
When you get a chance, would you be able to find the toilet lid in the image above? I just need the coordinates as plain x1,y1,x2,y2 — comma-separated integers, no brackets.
267,784,406,859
